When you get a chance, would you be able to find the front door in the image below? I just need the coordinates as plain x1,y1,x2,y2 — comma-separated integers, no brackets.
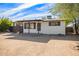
37,23,41,34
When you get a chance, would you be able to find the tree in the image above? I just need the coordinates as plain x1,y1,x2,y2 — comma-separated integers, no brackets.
50,3,79,34
0,17,13,32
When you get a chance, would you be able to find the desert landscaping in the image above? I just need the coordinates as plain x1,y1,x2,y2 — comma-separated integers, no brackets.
0,33,79,56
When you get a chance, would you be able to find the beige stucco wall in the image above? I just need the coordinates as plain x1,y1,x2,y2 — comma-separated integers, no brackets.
40,21,65,35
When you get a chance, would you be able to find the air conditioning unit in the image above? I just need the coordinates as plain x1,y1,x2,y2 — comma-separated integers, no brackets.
47,15,52,19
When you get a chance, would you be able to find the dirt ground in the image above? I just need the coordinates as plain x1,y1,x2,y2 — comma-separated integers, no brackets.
0,33,79,56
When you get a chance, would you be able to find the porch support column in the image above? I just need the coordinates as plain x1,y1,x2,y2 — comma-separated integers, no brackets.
28,21,30,34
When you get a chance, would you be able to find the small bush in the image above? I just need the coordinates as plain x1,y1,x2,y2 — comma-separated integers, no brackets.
0,17,13,32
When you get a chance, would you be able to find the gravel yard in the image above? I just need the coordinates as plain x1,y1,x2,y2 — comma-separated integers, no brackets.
0,33,79,56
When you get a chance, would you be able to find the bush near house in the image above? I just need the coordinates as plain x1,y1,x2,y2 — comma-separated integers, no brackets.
0,17,13,32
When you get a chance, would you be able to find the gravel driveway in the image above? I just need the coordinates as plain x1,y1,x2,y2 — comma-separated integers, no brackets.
0,33,79,56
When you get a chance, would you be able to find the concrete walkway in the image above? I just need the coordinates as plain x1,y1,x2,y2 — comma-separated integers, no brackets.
0,33,79,56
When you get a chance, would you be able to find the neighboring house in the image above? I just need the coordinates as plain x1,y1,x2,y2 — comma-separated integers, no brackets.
14,19,66,35
13,21,23,33
66,19,79,34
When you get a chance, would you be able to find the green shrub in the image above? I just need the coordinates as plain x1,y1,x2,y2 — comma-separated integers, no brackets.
0,17,13,32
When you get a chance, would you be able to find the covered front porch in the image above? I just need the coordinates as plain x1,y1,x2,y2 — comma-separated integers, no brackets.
23,20,42,34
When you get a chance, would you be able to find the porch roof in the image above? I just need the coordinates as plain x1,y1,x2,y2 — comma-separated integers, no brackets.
16,19,65,22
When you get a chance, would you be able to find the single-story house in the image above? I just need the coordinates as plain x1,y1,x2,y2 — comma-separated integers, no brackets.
14,19,66,35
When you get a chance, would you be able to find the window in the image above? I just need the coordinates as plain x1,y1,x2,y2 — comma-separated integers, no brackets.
34,23,36,29
30,23,36,29
24,23,29,29
49,21,60,26
24,23,36,29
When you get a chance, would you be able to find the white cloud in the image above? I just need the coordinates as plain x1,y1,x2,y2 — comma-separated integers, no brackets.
0,3,38,17
12,12,51,20
10,10,33,19
11,3,53,20
36,3,53,10
10,12,26,19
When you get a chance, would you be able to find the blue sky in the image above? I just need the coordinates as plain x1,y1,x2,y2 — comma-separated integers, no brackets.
0,3,54,21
